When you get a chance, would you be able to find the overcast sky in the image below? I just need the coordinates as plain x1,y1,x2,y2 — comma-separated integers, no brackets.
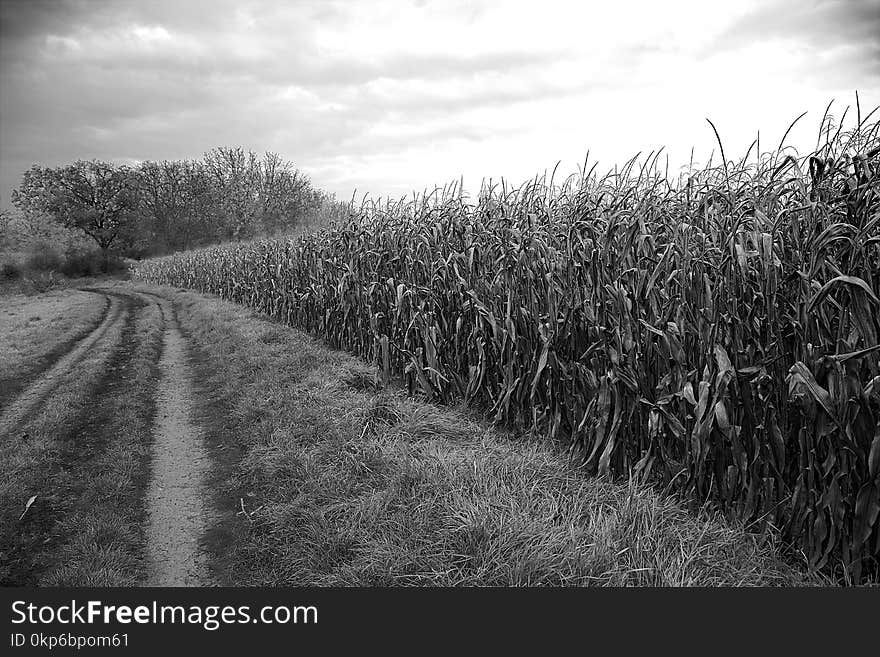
1,0,878,207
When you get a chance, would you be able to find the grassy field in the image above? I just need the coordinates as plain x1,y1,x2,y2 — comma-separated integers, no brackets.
134,111,880,583
136,283,822,586
0,290,108,409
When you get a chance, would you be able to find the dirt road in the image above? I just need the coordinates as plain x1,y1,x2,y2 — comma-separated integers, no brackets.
143,294,214,586
0,285,214,586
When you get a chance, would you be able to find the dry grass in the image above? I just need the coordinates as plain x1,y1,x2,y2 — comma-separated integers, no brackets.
0,289,108,409
146,284,824,586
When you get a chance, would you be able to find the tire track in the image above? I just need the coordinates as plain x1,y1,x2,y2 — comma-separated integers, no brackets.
0,286,164,586
1,284,215,586
0,292,127,439
141,291,214,586
0,293,111,412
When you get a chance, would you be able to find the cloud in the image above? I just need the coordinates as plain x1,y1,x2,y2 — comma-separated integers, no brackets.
1,0,878,208
715,0,880,49
709,0,880,85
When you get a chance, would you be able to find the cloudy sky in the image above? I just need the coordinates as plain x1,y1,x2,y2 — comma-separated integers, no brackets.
1,0,878,207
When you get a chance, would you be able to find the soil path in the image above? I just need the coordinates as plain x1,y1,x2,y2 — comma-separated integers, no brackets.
0,292,125,438
1,285,214,585
144,296,214,586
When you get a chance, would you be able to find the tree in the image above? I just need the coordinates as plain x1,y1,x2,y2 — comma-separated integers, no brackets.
12,160,140,271
137,159,214,253
201,147,323,240
11,150,332,263
256,151,312,235
203,146,261,241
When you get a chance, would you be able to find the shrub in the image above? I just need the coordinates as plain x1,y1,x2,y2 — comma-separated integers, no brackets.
1,262,21,279
24,243,63,272
104,254,129,276
27,271,59,293
60,251,103,278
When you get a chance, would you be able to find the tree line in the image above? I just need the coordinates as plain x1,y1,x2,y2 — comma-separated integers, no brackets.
10,147,346,269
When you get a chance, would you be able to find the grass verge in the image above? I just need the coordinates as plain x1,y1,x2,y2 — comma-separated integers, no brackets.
139,283,826,586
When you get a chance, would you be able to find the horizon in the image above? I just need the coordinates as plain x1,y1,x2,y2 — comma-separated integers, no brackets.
1,0,879,210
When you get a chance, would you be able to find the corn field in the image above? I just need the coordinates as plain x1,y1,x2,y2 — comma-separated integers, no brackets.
134,111,880,582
